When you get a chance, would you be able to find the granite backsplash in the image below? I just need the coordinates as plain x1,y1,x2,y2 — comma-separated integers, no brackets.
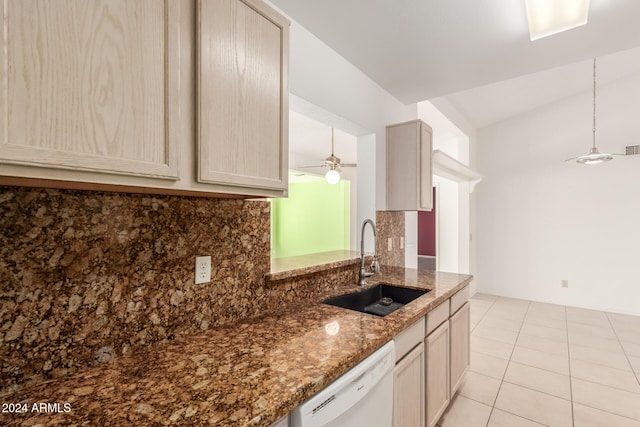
0,186,283,391
376,211,405,268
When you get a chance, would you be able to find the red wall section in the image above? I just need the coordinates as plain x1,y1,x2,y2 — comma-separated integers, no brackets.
418,187,436,256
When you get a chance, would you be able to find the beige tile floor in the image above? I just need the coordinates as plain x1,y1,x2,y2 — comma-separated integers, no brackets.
437,294,640,427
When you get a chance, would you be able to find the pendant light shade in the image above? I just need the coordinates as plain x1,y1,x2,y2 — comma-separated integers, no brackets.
566,58,621,165
575,147,613,165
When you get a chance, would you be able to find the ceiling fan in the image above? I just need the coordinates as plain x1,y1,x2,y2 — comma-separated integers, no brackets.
296,128,356,184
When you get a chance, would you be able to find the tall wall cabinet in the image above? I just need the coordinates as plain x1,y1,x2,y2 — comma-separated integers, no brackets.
0,0,289,198
386,119,433,211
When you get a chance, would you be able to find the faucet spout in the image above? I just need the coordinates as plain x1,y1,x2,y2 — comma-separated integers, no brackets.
359,219,380,286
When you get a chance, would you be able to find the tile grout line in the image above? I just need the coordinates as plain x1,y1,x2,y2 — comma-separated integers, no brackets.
564,304,575,427
470,296,499,334
470,296,501,427
467,295,501,426
464,297,640,427
483,298,532,427
442,294,499,427
517,306,640,418
604,312,640,389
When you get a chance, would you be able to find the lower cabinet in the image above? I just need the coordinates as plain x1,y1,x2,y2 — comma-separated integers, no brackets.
429,285,470,426
274,286,471,427
450,302,470,397
425,320,450,427
392,284,470,427
393,342,425,427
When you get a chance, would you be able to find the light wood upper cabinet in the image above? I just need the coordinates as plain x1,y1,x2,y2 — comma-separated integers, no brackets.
0,0,180,179
386,119,433,211
197,0,289,191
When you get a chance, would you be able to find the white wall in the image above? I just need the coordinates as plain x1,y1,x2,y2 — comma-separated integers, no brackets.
271,9,416,252
430,98,480,291
433,178,460,273
417,102,474,277
476,73,640,315
290,151,358,251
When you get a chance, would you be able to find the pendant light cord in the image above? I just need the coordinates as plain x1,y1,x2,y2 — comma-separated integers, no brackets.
592,58,597,150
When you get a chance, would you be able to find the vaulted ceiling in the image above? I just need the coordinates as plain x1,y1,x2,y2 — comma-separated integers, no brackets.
270,0,640,128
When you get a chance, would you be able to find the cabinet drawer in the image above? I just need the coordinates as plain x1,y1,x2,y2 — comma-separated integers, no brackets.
394,316,425,363
426,300,449,335
450,285,470,315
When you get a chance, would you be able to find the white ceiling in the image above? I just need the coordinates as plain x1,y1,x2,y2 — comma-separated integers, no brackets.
289,111,358,173
271,0,640,128
439,46,640,128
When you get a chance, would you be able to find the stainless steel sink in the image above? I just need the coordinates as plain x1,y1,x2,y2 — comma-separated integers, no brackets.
323,284,429,317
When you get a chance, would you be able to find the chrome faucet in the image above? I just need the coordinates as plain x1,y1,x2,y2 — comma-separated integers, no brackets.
359,219,381,286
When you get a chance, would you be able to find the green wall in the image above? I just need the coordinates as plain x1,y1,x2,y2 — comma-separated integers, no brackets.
271,179,350,258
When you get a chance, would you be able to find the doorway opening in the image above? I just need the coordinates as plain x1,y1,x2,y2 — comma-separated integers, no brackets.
418,187,437,270
414,101,472,274
271,104,363,259
271,172,351,258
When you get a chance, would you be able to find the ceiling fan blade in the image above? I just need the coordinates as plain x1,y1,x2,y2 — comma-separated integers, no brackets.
340,163,357,168
293,165,326,169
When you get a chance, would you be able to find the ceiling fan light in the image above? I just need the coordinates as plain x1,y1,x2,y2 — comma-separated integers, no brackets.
525,0,590,40
325,168,341,184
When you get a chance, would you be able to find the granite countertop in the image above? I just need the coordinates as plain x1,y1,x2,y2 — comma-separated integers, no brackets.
0,267,472,426
268,250,361,281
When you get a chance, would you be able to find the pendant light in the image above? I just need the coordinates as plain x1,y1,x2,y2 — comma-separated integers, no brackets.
566,58,620,165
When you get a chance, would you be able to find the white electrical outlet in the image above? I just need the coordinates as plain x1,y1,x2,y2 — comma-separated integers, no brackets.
195,256,211,284
387,238,393,251
561,279,569,288
400,237,404,249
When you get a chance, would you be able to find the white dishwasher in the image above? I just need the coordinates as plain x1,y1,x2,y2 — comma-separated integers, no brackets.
290,341,395,427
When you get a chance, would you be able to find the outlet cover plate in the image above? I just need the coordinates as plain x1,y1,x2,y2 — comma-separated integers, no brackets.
195,256,211,284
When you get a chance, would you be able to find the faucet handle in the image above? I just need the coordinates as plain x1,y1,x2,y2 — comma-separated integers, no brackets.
370,255,381,274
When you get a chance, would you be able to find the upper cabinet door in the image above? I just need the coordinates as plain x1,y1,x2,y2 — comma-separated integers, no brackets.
197,0,289,191
419,122,433,210
0,0,180,179
386,119,433,211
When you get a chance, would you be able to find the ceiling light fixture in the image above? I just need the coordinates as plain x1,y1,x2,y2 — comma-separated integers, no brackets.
325,165,341,184
324,128,344,184
525,0,590,40
296,128,356,183
566,58,620,165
